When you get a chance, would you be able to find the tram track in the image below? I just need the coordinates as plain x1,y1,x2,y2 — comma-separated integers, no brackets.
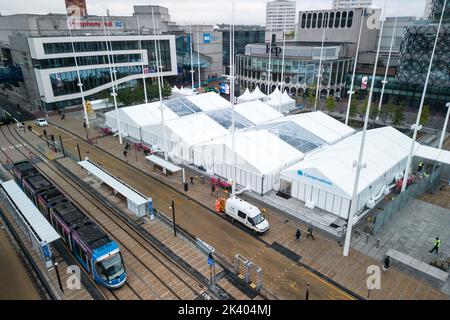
4,124,210,300
0,125,110,300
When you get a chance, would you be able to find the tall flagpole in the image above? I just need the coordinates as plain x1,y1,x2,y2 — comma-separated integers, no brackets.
377,16,397,115
314,27,326,111
137,16,148,104
343,0,387,257
189,23,195,91
231,0,236,198
278,10,287,113
439,103,450,150
102,16,122,145
65,11,89,129
197,25,201,91
401,0,447,193
106,13,118,91
152,7,168,171
266,5,276,95
345,8,366,125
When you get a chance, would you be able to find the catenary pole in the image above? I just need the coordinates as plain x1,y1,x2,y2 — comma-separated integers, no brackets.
278,10,287,113
401,0,447,193
439,103,450,150
197,25,201,91
266,5,275,95
345,8,366,125
189,24,195,91
231,0,236,198
343,0,387,257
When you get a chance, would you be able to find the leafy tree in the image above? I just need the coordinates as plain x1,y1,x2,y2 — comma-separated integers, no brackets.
392,101,406,127
370,105,380,126
358,97,369,118
306,84,316,109
420,105,431,126
379,98,394,125
325,96,336,114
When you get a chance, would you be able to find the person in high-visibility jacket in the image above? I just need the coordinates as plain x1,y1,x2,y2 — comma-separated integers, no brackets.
429,237,441,254
418,161,424,173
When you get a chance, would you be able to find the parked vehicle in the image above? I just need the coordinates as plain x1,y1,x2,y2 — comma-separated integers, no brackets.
224,197,269,233
34,118,48,127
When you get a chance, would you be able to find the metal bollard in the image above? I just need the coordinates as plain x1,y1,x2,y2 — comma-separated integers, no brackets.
376,238,380,248
365,233,369,244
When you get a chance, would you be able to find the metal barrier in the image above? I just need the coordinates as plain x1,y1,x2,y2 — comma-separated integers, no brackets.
233,254,263,291
373,167,442,233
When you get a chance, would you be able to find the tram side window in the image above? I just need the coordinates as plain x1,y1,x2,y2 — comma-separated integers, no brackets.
72,240,83,260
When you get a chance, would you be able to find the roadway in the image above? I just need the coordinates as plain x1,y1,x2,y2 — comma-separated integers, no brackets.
27,122,355,300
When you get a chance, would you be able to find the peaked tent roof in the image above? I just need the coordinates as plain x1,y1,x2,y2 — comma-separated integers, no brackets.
235,100,283,125
185,92,231,111
266,90,296,108
250,86,267,100
238,88,253,102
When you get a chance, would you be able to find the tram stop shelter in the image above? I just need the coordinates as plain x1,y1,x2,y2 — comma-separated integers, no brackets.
0,180,60,268
77,159,150,218
145,154,185,181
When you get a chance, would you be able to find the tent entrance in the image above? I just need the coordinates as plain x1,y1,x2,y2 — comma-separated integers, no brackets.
277,179,292,199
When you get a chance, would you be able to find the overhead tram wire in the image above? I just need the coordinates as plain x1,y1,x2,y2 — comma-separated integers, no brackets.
345,8,367,126
401,0,448,194
102,16,122,145
65,10,90,130
343,0,388,257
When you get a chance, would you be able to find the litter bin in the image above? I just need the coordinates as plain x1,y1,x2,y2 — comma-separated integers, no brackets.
184,182,189,192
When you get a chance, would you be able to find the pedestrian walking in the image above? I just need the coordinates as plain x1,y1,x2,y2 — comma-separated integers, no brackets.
429,237,441,254
61,113,65,120
211,184,216,196
295,229,301,241
382,256,390,271
123,150,128,158
190,176,194,184
306,225,315,240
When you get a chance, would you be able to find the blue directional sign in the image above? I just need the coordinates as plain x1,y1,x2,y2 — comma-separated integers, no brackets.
203,33,211,44
208,257,214,266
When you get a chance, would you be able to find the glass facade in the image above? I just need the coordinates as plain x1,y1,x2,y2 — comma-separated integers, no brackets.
221,29,265,72
237,54,353,91
33,54,142,69
299,10,353,29
50,65,142,96
41,39,172,72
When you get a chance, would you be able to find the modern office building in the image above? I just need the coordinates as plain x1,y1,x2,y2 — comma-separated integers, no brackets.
218,25,265,74
396,0,450,105
332,0,372,9
0,13,177,112
236,40,354,98
266,0,297,32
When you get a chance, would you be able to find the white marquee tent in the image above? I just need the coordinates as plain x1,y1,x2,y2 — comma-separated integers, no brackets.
237,88,253,103
266,89,296,113
249,86,267,101
194,130,303,194
280,127,421,220
105,92,230,140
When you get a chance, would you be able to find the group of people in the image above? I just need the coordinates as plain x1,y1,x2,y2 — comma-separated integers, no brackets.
123,142,132,158
294,226,315,241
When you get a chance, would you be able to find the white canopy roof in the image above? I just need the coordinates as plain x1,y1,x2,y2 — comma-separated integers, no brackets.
267,87,281,100
164,113,229,146
105,102,179,128
250,86,267,100
145,155,182,173
235,100,283,125
197,130,303,176
270,111,355,144
172,86,181,93
185,92,231,111
238,88,253,102
281,127,421,198
267,90,295,106
78,160,148,206
1,180,60,244
415,145,450,165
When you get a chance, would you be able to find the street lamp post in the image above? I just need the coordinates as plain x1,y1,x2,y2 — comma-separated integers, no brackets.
170,198,177,237
40,95,48,119
438,103,450,150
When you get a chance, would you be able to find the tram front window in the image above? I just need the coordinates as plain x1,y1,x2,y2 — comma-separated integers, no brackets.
96,253,125,281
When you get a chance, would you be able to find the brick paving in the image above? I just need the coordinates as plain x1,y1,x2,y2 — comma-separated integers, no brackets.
28,113,450,299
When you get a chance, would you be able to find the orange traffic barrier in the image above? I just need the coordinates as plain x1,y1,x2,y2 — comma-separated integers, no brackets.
215,200,221,213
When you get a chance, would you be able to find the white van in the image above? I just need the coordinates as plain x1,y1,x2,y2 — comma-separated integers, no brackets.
224,197,269,233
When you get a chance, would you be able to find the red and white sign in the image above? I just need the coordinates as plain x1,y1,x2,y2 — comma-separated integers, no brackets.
361,76,368,90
